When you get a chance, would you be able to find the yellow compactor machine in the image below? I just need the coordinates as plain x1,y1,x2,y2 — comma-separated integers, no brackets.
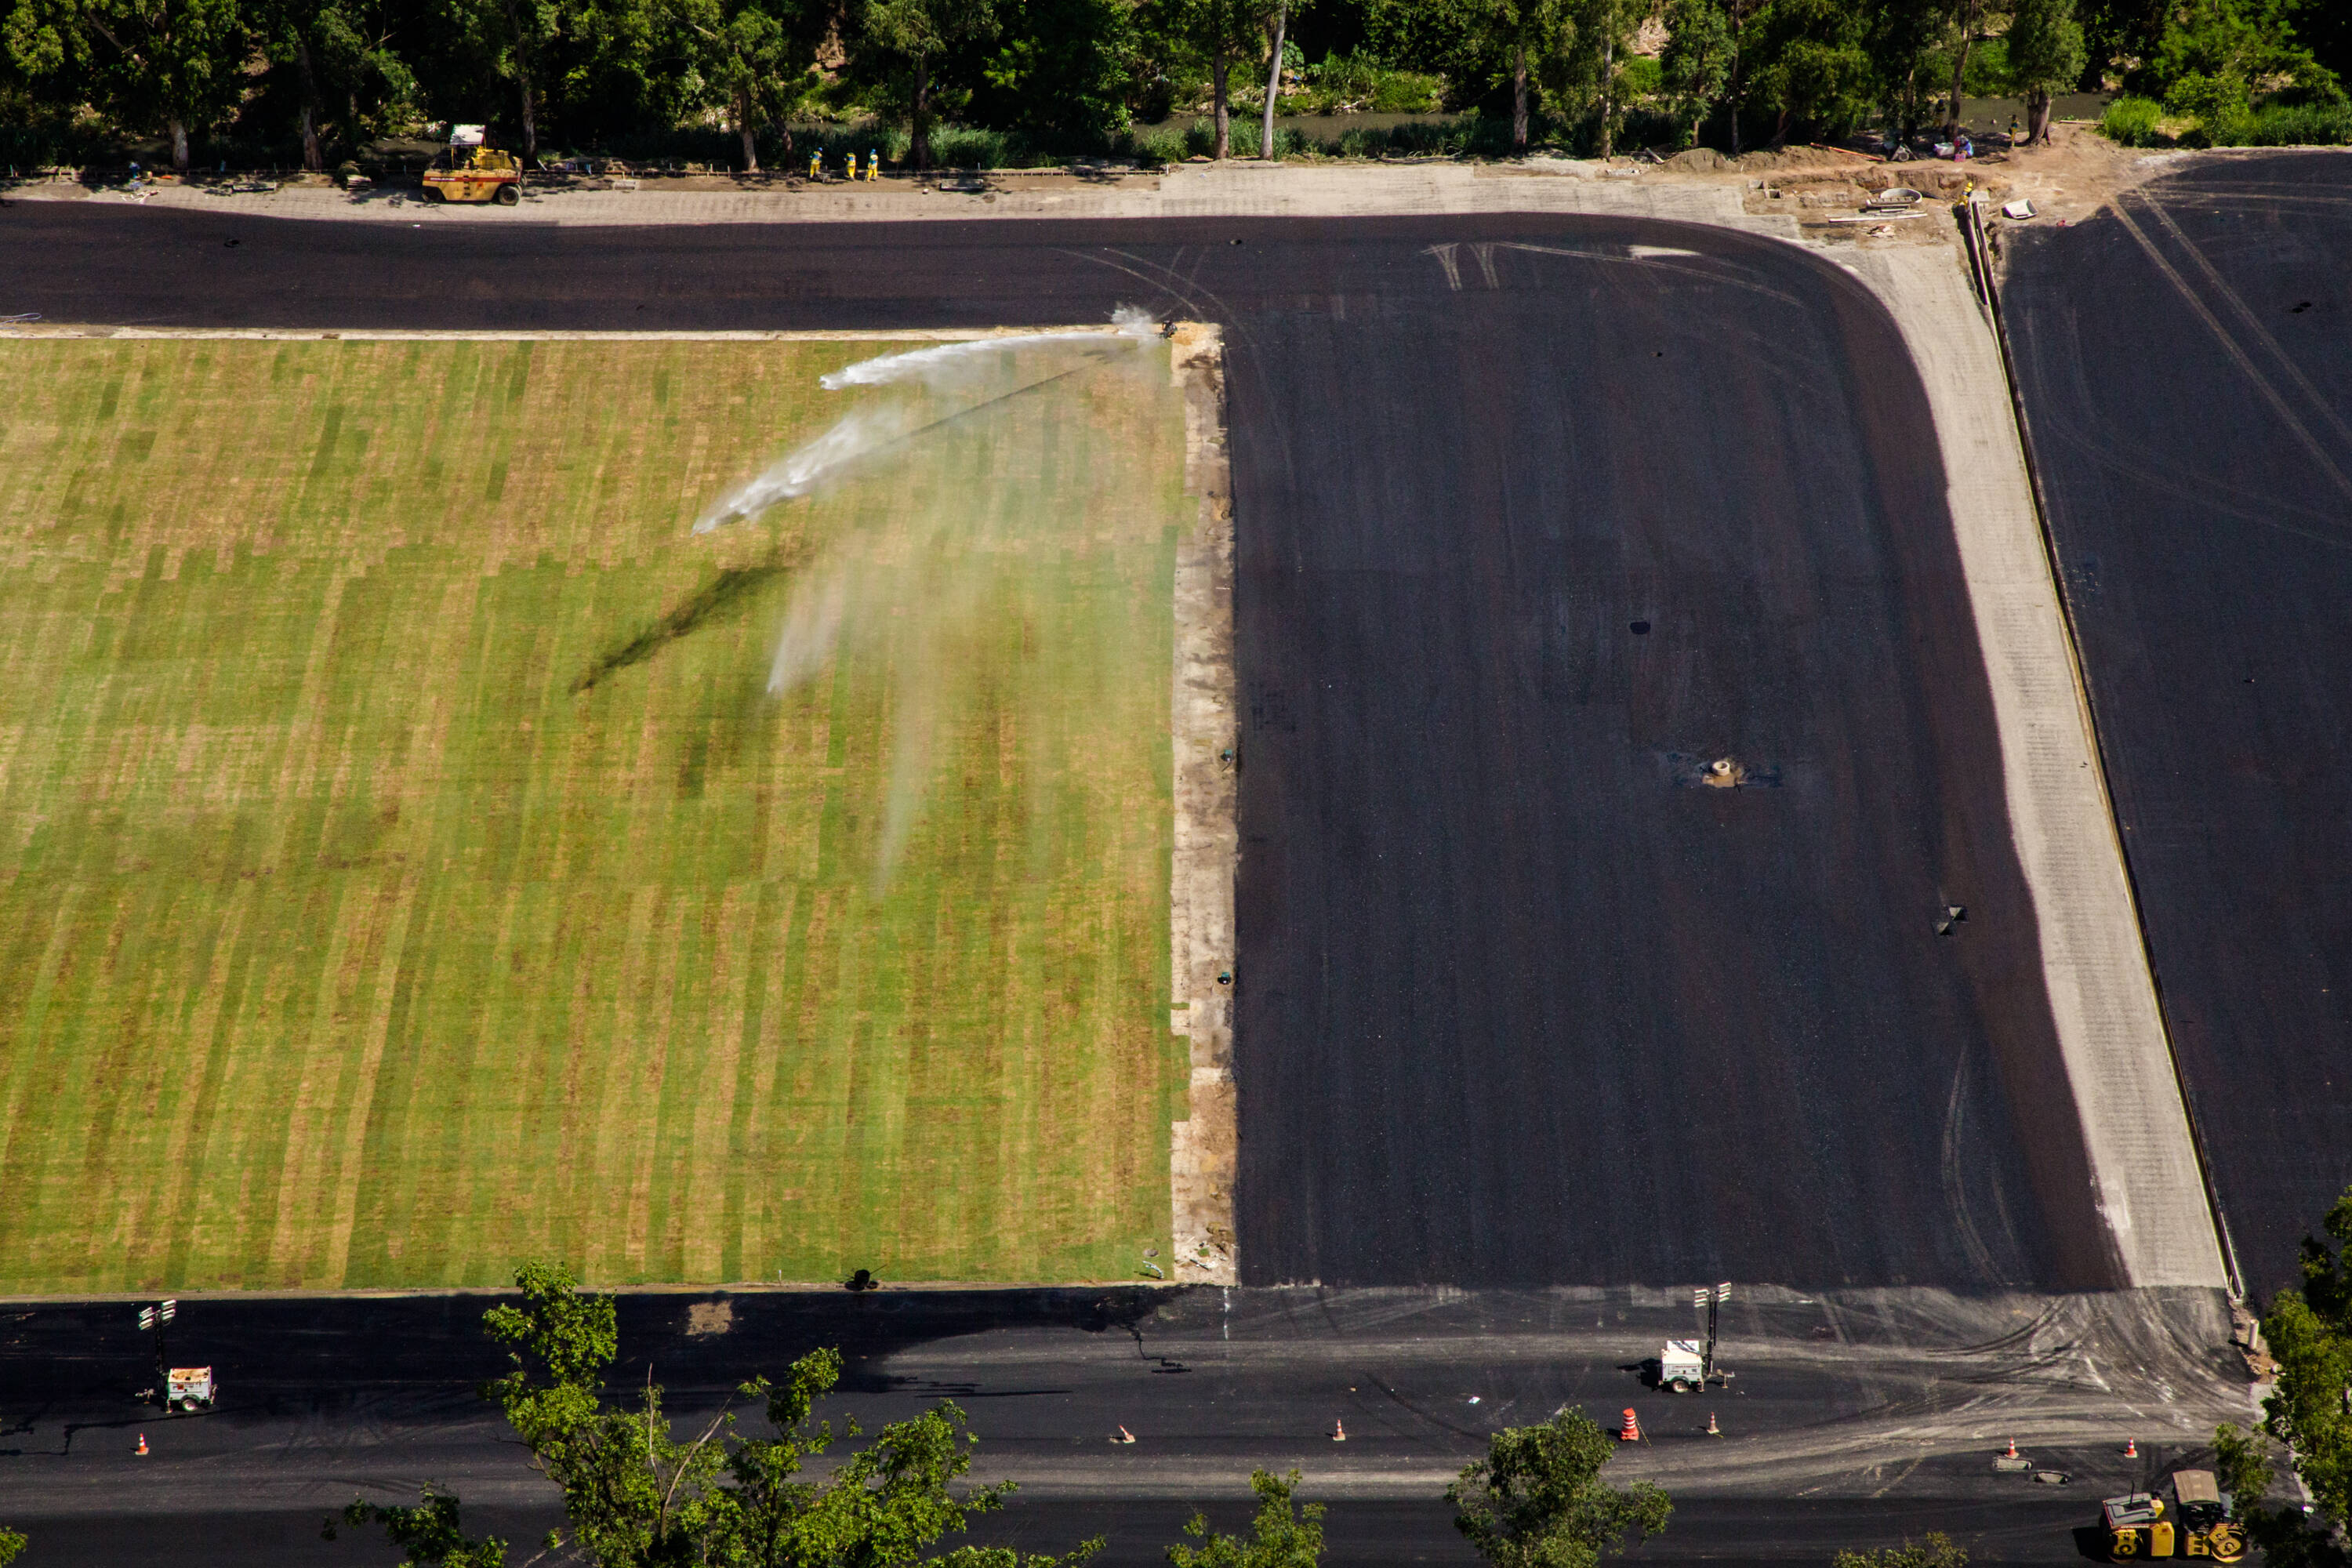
2099,1469,2245,1561
423,124,521,205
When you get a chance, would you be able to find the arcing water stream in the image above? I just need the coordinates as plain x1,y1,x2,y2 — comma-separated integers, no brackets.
691,308,1162,876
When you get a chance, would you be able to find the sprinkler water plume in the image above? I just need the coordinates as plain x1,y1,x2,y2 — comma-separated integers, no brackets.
692,307,1157,536
686,306,1162,881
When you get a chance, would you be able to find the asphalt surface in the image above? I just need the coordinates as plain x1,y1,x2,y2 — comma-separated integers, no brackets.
0,1284,2241,1564
2001,151,2352,1300
0,203,2116,1294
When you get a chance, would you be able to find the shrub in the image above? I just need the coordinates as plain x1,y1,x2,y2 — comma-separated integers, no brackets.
1128,123,1187,165
1127,118,1249,162
2165,70,2255,141
1292,53,1445,114
1334,118,1472,157
2246,100,2352,144
2099,95,2167,145
2165,70,2249,124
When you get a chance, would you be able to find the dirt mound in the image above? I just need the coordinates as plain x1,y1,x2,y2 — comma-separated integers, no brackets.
1734,146,1867,172
1664,147,1731,172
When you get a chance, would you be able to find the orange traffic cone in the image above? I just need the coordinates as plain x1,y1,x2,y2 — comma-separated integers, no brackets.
2003,1437,2019,1460
1620,1409,1641,1443
136,1432,148,1456
2123,1438,2137,1458
1332,1419,1348,1442
1706,1412,1722,1436
1113,1425,1136,1445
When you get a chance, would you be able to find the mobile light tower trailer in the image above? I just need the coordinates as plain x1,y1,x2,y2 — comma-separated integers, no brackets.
1661,1283,1734,1392
138,1299,216,1413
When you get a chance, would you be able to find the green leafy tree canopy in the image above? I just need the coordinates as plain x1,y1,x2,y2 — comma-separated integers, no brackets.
1167,1468,1325,1568
1831,1531,1969,1568
2212,1185,2352,1564
1447,1409,1671,1568
862,0,997,167
336,1260,1101,1568
5,0,248,167
2005,0,2085,141
1659,0,1733,147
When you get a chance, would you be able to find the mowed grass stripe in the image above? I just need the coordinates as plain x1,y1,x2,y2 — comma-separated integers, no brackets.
0,337,1182,1291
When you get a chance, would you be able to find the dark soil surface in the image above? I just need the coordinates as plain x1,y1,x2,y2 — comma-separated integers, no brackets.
0,205,2111,1291
0,1284,2227,1564
2002,151,2352,1300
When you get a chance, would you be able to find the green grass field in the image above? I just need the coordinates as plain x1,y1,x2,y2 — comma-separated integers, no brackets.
0,333,1189,1294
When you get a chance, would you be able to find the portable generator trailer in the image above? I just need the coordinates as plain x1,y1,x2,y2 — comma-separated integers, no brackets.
1659,1283,1734,1391
164,1367,216,1412
2099,1469,2244,1561
423,124,522,205
1659,1340,1708,1392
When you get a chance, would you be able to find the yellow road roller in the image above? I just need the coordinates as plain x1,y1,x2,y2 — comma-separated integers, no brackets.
2100,1468,2245,1560
423,124,521,205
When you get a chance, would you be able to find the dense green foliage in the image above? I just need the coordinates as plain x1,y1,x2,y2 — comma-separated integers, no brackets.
335,1261,1103,1567
2212,1186,2352,1567
1167,1470,1327,1568
1831,1534,1968,1568
2,0,2346,170
1447,1410,1671,1568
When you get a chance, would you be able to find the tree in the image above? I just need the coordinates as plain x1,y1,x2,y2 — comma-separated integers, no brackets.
2136,0,2323,113
1167,1468,1324,1568
2005,0,2084,140
1938,0,2001,133
1447,1410,1671,1568
677,0,816,172
0,1526,24,1568
1831,1533,1969,1568
1720,0,1755,150
1659,0,1732,147
4,0,248,169
2209,1185,2352,1564
1862,0,1945,139
1258,0,1301,158
863,0,995,169
972,0,1138,150
1162,0,1277,158
250,0,418,172
2211,1422,2346,1567
1565,0,1641,155
2287,0,2349,96
1450,0,1570,151
464,0,558,165
336,1261,1102,1568
1740,0,1871,146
